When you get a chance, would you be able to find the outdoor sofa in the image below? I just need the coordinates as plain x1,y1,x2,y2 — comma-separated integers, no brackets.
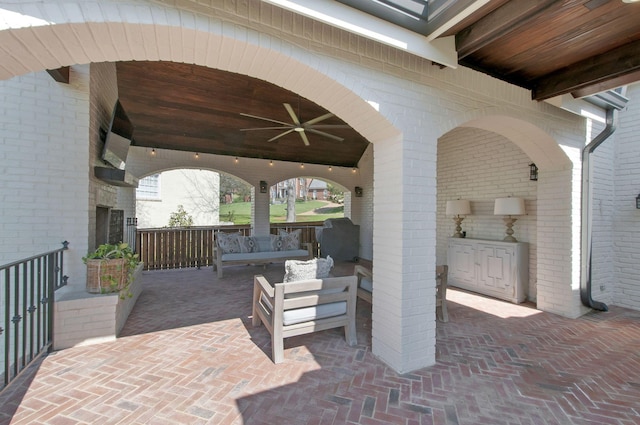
213,231,312,278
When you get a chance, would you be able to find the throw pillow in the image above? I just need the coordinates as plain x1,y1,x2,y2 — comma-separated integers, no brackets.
270,234,283,251
283,255,334,283
216,232,241,254
238,236,258,253
278,229,302,250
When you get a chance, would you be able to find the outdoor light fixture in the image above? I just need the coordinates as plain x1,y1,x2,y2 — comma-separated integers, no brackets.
260,180,268,193
445,199,471,238
195,152,199,159
328,166,333,172
494,197,525,242
269,160,273,166
354,186,363,197
636,194,640,209
235,157,239,163
151,148,156,156
529,163,538,181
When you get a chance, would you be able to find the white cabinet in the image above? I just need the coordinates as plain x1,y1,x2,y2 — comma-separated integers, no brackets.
447,238,528,303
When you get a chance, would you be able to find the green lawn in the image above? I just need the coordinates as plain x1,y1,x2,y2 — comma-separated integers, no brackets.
219,200,343,224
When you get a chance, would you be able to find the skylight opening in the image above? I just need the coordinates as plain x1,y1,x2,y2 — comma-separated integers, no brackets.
372,0,428,20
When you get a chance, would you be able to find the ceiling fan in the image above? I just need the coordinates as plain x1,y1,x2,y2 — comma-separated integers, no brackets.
240,103,349,146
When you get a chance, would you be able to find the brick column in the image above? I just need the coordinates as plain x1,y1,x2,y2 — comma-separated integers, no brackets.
372,132,438,373
252,187,271,236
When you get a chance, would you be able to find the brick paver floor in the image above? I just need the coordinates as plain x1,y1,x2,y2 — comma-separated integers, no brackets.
1,263,639,424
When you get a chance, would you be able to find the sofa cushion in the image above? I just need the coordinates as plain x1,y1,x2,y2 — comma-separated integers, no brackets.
283,256,333,283
260,294,347,326
216,232,242,254
283,301,347,326
279,229,301,250
221,249,309,262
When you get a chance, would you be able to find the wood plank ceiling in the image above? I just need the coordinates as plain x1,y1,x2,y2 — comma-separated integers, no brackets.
116,61,370,168
115,0,640,167
447,0,640,100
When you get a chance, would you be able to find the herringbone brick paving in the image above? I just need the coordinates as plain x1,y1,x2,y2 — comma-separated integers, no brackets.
1,263,639,424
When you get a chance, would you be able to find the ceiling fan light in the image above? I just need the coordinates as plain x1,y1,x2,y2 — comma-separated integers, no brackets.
294,127,304,132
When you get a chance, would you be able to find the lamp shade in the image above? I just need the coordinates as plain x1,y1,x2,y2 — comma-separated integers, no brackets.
494,197,525,216
446,200,471,216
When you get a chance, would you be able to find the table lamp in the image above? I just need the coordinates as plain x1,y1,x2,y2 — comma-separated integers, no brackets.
494,197,525,242
446,199,471,238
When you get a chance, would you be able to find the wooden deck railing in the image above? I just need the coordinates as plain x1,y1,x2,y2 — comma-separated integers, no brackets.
136,222,323,271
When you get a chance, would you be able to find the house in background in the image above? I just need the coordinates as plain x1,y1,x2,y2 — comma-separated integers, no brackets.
308,179,329,201
136,169,221,228
271,178,334,202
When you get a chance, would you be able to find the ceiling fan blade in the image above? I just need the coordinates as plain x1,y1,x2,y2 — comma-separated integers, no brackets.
299,131,310,146
284,103,301,125
268,129,295,142
240,113,291,127
306,128,344,141
304,112,334,126
240,126,292,131
305,124,349,129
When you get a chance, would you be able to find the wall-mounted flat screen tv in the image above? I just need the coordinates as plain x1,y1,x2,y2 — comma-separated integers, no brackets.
101,100,134,170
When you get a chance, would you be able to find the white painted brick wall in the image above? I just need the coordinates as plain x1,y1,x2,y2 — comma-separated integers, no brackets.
437,127,538,300
0,68,90,287
589,117,615,306
355,143,374,260
613,83,640,311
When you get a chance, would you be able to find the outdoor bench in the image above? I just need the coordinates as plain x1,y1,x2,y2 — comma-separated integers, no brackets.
213,233,312,278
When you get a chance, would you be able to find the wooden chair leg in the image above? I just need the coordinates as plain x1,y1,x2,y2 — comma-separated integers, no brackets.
440,302,449,322
272,336,284,364
251,283,262,327
344,322,357,346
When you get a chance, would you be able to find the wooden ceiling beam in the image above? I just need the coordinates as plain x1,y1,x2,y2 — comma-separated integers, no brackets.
532,39,640,101
455,0,557,60
46,67,70,84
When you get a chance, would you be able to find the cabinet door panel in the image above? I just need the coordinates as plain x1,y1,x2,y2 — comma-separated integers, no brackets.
478,246,513,291
448,242,475,285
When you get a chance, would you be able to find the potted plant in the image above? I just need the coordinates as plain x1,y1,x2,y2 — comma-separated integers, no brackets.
83,242,140,297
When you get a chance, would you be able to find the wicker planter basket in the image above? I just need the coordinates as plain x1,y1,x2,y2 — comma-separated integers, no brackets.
86,258,129,294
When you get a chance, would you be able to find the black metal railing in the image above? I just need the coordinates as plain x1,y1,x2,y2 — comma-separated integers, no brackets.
1,241,68,393
126,217,138,252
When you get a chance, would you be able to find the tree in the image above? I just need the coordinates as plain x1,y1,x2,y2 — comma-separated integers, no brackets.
220,173,251,203
180,170,220,217
327,183,344,203
168,205,194,227
286,178,296,222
